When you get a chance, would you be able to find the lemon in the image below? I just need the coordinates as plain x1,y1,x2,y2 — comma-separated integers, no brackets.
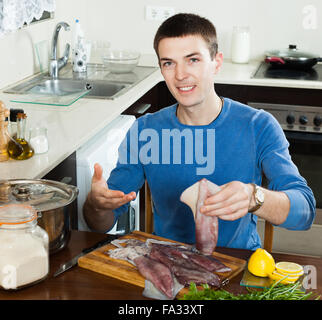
248,248,276,277
275,262,304,275
269,270,299,284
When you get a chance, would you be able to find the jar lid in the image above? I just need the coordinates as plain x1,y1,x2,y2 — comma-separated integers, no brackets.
0,204,37,226
9,108,24,122
0,179,78,212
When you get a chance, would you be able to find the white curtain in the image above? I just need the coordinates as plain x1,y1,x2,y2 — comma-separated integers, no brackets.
0,0,55,37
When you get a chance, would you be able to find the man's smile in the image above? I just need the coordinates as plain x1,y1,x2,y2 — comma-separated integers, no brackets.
177,85,196,93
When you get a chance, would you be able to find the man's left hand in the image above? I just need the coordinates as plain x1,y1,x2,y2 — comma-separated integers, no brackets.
200,181,254,221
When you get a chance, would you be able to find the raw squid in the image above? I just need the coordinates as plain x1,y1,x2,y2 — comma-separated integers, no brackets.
107,239,178,299
133,255,174,299
106,237,228,299
180,178,221,255
150,243,231,273
108,239,149,262
183,251,231,273
150,244,221,287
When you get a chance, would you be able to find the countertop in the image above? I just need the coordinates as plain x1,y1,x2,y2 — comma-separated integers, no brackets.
216,60,322,89
1,56,322,180
0,230,321,301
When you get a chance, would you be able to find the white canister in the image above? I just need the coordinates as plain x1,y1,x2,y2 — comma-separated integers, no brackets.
231,26,250,64
0,204,49,290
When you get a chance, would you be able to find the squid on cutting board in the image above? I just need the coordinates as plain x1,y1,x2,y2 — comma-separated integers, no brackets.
180,178,221,255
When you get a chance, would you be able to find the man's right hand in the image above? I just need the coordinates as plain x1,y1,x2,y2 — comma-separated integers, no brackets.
88,163,137,211
83,163,136,232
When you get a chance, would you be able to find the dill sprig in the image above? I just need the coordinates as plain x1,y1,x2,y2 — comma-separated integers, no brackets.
181,280,320,300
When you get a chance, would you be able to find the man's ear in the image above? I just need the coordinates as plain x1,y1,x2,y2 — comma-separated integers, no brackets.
213,52,223,74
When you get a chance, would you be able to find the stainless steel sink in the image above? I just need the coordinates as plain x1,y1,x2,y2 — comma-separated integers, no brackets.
3,64,158,102
5,77,130,99
29,79,90,96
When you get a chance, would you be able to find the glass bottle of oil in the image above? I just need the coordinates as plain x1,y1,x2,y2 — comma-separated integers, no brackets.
7,113,34,160
0,116,9,162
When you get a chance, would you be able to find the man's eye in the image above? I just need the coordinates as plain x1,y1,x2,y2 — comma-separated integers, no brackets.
162,61,172,67
190,58,199,63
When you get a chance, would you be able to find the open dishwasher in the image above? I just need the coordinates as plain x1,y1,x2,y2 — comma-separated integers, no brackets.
76,114,139,235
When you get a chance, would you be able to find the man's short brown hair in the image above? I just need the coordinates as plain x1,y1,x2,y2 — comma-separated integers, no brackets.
153,13,218,60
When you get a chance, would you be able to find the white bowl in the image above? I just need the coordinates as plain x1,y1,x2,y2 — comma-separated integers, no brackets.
102,50,140,73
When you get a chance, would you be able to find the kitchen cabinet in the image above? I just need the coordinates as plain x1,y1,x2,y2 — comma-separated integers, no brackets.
215,83,322,107
122,80,175,117
130,82,322,117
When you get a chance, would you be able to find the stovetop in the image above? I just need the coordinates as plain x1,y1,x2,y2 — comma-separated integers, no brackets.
253,62,322,81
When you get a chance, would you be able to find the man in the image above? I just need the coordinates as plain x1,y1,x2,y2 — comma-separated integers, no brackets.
83,13,315,250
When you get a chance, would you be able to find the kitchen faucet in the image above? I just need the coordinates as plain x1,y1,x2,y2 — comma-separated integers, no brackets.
49,22,71,79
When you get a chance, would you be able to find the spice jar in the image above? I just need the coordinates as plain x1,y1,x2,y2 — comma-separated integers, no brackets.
0,204,49,290
29,126,49,154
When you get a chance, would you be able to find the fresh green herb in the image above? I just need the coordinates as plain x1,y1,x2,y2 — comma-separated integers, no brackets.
180,280,320,300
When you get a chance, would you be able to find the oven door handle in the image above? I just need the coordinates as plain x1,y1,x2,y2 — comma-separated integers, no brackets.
285,130,322,143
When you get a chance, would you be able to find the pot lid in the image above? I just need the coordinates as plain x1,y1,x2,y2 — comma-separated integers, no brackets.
0,179,78,212
266,44,317,60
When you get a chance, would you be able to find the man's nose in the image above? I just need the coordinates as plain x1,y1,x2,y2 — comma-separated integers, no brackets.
175,63,188,80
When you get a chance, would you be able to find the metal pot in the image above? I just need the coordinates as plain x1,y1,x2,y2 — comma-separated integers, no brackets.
265,44,322,70
0,179,78,254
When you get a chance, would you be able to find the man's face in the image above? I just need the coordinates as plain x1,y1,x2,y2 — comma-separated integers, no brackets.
158,35,222,110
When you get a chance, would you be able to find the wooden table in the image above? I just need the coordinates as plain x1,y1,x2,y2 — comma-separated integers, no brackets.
0,230,321,300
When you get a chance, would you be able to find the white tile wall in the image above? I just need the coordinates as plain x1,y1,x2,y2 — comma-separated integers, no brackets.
1,0,322,89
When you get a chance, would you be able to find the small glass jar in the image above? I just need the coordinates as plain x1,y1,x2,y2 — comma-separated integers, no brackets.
0,204,49,290
29,126,49,154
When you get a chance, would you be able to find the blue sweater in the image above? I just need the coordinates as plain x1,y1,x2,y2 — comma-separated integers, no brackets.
108,98,316,250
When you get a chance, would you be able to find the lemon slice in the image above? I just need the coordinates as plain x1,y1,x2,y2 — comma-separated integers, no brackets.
269,270,299,284
248,248,275,277
273,270,299,280
275,262,304,275
277,268,304,277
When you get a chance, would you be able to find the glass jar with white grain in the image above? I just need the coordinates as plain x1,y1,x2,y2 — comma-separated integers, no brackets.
0,204,49,290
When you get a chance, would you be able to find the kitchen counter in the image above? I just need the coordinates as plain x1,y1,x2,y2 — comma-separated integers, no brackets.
0,230,321,300
216,60,322,90
1,56,322,180
0,59,162,180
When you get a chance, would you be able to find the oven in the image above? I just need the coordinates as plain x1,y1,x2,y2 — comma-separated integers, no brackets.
250,61,322,221
248,102,322,256
286,130,322,224
248,102,322,219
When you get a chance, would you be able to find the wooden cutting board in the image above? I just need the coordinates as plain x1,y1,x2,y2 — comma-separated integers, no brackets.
78,231,246,298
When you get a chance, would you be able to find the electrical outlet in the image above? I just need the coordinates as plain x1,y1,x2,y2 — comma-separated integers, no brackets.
145,5,175,21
